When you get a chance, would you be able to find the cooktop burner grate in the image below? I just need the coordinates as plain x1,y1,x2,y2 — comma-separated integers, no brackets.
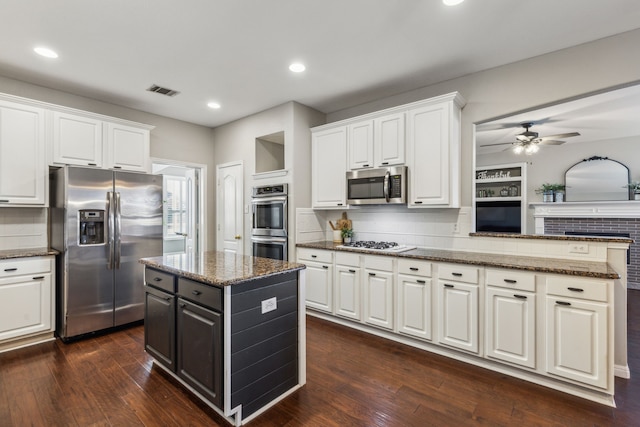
338,241,416,252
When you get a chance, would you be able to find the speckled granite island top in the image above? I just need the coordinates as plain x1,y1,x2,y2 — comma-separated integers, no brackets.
297,241,620,279
0,247,59,260
139,251,306,287
470,232,634,244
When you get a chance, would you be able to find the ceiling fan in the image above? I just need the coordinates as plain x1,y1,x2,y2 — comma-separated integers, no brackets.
481,122,580,155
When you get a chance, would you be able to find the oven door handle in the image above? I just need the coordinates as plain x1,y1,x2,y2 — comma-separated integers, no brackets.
251,236,287,243
383,170,391,203
251,195,287,204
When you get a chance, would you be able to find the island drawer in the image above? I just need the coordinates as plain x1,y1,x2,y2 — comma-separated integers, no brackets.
546,276,608,302
438,264,478,284
145,268,176,293
0,257,51,278
398,259,432,277
178,278,223,311
486,269,535,292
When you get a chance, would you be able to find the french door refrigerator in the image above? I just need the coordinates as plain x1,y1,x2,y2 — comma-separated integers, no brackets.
50,166,163,341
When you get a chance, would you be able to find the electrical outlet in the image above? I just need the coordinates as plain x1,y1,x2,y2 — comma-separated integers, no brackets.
452,223,459,233
569,243,589,254
261,297,277,314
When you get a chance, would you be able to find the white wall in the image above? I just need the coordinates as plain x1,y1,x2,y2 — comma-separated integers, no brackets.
326,29,640,234
0,75,217,249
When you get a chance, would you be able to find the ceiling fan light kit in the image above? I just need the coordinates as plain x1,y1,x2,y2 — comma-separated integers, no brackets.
481,122,580,155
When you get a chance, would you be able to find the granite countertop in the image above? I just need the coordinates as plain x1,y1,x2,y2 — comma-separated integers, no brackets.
0,247,59,260
470,232,634,244
139,251,306,287
296,241,619,279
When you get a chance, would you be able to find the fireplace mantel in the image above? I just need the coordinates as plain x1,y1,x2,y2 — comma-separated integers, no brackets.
531,200,640,224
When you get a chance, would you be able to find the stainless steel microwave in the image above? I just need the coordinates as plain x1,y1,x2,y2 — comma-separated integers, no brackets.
346,166,407,205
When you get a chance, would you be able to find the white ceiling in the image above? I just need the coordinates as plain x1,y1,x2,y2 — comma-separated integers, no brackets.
1,0,640,128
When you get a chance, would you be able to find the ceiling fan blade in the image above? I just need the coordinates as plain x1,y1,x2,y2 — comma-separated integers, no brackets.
537,132,580,141
480,142,514,147
536,140,565,146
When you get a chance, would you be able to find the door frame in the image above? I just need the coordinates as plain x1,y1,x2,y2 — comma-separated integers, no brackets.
152,157,207,256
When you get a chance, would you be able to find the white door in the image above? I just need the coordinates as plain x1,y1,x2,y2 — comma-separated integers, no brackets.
217,162,243,255
185,168,197,256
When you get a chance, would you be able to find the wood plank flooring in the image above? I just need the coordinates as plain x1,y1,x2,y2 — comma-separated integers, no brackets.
2,290,640,426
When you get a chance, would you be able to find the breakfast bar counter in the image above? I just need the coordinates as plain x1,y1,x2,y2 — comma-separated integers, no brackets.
139,252,306,426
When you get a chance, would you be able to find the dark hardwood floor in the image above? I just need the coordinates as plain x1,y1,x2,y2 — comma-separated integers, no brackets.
2,291,640,426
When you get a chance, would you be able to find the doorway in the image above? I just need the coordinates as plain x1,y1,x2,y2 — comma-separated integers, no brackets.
152,159,206,257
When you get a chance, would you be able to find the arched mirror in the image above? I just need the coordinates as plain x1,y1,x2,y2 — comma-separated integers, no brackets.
564,156,629,201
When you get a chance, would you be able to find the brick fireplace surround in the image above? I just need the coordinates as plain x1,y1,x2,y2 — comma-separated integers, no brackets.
534,201,640,289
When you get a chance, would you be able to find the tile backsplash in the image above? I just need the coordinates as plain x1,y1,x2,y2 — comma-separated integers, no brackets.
0,208,48,249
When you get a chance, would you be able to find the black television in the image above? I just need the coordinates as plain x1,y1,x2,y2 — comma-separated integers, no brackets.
475,200,521,233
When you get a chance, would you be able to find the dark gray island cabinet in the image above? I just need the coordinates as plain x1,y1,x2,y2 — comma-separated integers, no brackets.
140,252,306,426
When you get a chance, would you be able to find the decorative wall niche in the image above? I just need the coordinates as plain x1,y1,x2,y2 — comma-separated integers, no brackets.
255,131,285,174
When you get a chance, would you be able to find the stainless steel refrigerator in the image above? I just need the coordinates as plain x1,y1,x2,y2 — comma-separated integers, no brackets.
50,166,163,340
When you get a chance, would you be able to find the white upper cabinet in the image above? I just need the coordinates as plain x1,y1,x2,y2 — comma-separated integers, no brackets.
52,111,103,167
407,93,464,208
374,112,405,167
0,100,46,206
312,126,348,209
105,122,150,172
348,121,374,170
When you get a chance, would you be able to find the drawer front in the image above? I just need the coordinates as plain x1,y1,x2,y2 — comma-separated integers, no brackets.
486,269,535,292
364,255,393,271
546,276,608,302
398,259,432,277
438,264,478,284
0,257,52,278
297,248,333,264
178,277,223,311
145,267,176,293
335,251,360,267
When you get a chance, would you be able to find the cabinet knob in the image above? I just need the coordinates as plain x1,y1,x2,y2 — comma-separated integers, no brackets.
153,277,162,281
192,290,202,296
235,235,241,240
322,265,329,269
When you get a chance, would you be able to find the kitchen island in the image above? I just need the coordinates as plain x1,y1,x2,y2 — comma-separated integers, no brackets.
139,251,306,426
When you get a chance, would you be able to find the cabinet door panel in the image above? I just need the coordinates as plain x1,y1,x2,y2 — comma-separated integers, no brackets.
374,113,405,167
546,297,607,388
52,112,103,167
335,266,361,320
305,263,333,313
312,127,347,208
144,286,176,371
364,270,394,330
486,288,535,368
106,123,150,172
348,121,373,169
0,274,51,340
397,275,432,340
438,282,478,353
0,102,45,205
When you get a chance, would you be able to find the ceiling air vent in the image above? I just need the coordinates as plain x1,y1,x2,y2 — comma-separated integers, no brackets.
146,84,180,97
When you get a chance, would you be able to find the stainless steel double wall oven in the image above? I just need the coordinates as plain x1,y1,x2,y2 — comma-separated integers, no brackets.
251,184,288,260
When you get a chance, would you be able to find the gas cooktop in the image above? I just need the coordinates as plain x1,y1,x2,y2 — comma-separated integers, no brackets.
338,241,417,253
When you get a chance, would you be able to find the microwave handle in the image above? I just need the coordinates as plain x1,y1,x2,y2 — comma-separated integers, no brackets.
383,170,391,202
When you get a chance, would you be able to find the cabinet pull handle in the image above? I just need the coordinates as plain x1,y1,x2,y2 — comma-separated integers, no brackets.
381,162,389,165
363,164,369,167
504,279,517,284
88,163,97,166
311,255,317,258
113,165,122,169
322,265,329,269
192,290,202,296
153,277,162,281
164,296,171,301
513,294,527,299
369,272,376,276
180,303,186,308
556,301,571,306
417,280,426,284
410,267,419,271
4,268,17,272
0,200,9,203
348,269,356,273
414,201,423,204
452,272,463,277
337,203,343,206
567,287,584,292
444,284,454,288
32,276,45,280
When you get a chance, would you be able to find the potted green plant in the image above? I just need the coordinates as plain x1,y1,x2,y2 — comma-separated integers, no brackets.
341,227,353,243
552,183,566,202
536,183,555,202
627,181,640,200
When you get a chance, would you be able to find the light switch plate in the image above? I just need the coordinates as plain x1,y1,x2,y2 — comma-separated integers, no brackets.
261,297,277,314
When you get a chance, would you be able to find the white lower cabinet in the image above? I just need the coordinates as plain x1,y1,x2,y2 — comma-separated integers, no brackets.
397,259,433,341
438,279,479,354
486,287,536,368
363,256,394,330
0,257,54,345
297,249,333,313
546,288,609,389
335,252,362,321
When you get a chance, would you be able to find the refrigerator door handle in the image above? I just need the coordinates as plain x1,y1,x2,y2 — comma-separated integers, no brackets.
107,191,114,270
115,191,122,269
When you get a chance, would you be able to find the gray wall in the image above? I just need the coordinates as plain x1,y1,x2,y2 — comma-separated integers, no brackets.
0,75,217,249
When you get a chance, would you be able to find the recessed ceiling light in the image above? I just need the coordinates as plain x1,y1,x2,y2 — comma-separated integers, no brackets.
207,102,221,109
34,46,58,58
443,0,464,5
289,63,306,73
